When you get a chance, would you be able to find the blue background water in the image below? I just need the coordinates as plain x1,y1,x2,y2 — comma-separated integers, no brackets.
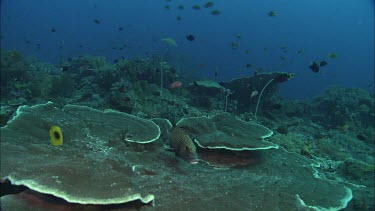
1,0,374,99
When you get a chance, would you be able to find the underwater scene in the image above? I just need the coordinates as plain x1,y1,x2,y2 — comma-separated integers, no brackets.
0,0,374,210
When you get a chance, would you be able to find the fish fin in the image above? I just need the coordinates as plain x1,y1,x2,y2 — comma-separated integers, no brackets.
170,115,177,127
163,145,175,152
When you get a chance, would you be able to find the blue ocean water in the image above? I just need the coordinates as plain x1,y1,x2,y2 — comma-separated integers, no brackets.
1,0,374,99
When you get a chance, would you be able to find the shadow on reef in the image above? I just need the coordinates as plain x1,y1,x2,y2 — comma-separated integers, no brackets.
197,148,265,169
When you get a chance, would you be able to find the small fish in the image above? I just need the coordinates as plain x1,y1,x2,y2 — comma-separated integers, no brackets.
164,5,171,10
297,48,305,54
280,46,288,50
204,2,215,8
169,67,177,74
50,28,56,32
211,10,221,15
192,5,201,10
168,127,199,164
176,16,182,21
309,62,320,73
250,90,259,98
62,65,71,72
231,42,239,49
169,81,182,89
245,63,254,68
93,19,101,24
327,53,337,58
319,61,328,67
177,5,184,10
273,73,293,82
162,37,177,47
186,34,195,41
118,27,123,31
235,33,241,38
267,11,277,17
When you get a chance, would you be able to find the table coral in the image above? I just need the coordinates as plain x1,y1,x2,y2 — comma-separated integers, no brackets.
1,102,160,205
1,103,354,210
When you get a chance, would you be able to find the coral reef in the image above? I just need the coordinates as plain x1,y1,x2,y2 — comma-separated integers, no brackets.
310,86,374,130
0,50,374,210
1,103,353,210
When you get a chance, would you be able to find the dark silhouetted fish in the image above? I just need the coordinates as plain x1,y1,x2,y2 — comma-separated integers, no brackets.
192,5,201,10
204,1,215,8
309,62,320,73
267,11,277,17
186,34,195,41
62,65,71,72
211,10,221,15
319,61,328,67
231,42,239,49
178,5,184,10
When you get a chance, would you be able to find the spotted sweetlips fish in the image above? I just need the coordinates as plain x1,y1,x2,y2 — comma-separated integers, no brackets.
167,127,199,164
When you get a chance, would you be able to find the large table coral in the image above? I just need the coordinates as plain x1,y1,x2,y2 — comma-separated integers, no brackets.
177,112,276,150
1,102,160,205
1,103,353,210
